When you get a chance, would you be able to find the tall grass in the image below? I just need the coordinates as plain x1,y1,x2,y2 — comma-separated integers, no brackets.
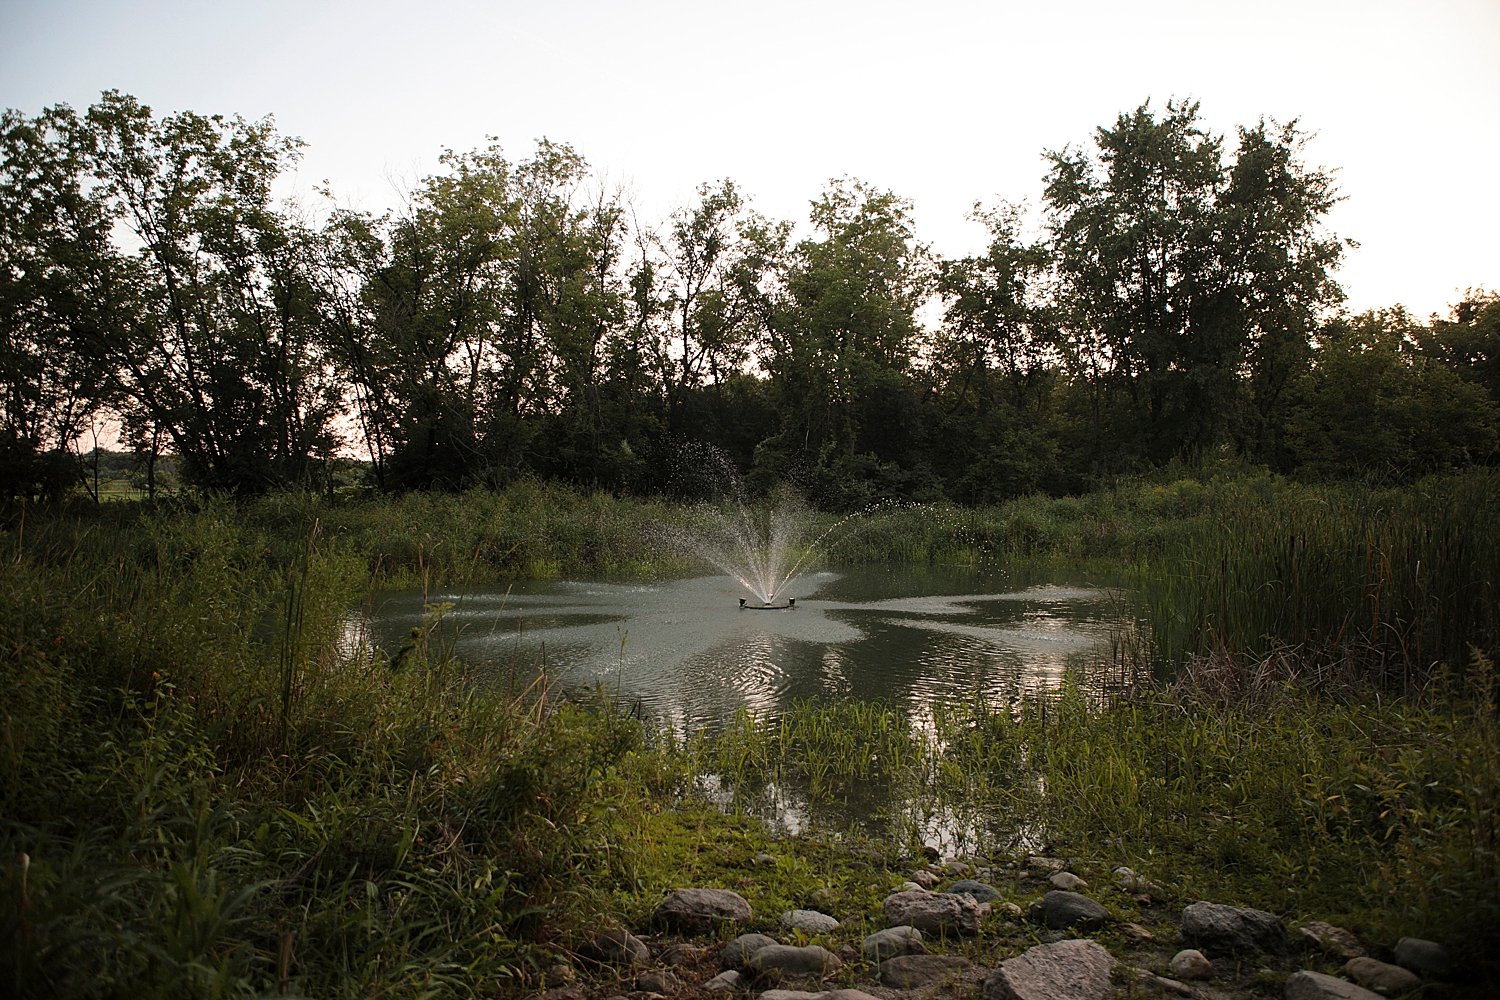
1142,471,1500,691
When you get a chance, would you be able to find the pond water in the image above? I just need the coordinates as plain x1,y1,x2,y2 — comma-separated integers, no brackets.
354,564,1134,732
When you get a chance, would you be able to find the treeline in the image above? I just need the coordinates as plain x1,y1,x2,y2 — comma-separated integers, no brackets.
3,91,1497,507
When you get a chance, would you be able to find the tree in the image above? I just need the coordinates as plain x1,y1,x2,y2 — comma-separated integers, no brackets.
931,204,1062,499
753,179,935,505
1285,309,1499,478
1044,99,1228,466
1219,119,1346,466
0,104,122,503
81,91,342,494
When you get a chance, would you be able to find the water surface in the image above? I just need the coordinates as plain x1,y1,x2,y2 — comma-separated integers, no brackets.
356,565,1130,731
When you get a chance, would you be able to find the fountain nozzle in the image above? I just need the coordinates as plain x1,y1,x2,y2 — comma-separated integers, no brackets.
788,598,796,608
739,598,747,608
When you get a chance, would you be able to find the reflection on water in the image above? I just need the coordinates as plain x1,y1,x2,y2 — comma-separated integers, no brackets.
356,565,1129,732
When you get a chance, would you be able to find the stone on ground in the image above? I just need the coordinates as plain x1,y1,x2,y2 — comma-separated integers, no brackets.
948,878,1002,902
883,889,984,935
1343,956,1422,995
879,953,974,988
1297,920,1366,960
1284,969,1384,1000
719,932,778,970
1393,937,1451,979
982,938,1115,1000
1168,948,1213,980
653,887,751,933
1181,900,1287,956
747,943,843,982
780,908,840,933
863,924,925,962
1031,890,1110,930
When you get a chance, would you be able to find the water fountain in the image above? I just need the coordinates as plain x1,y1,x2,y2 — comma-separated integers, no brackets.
676,486,820,609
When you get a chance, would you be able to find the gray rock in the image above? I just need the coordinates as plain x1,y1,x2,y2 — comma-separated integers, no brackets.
823,991,883,1000
659,942,703,967
1181,900,1287,956
757,992,826,1000
1113,865,1165,896
582,928,650,965
780,908,840,933
1031,890,1110,931
947,878,1002,902
1027,855,1068,873
719,932,778,970
983,938,1115,1000
1298,921,1367,960
879,953,973,988
702,969,740,992
898,880,925,892
1049,871,1088,891
997,901,1024,920
1344,956,1422,995
1119,922,1155,943
911,869,941,889
862,924,925,962
653,887,752,933
1285,969,1385,1000
1393,937,1451,979
754,852,777,866
747,943,843,982
883,889,983,935
634,971,676,993
1168,948,1214,980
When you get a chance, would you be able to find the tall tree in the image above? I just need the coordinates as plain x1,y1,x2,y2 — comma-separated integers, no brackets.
754,179,934,504
0,104,122,502
1044,99,1226,466
81,91,342,493
931,204,1061,499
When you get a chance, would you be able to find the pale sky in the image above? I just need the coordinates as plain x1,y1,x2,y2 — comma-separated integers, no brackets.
3,0,1497,318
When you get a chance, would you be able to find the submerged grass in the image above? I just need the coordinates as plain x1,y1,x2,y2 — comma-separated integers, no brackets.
3,470,1498,995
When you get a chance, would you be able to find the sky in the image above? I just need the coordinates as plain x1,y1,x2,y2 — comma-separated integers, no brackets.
3,0,1497,319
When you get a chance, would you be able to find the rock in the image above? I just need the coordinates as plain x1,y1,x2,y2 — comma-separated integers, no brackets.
653,887,752,933
945,861,974,877
824,991,883,1000
1181,900,1287,956
780,908,840,933
880,953,974,988
747,943,843,982
543,962,575,985
634,971,676,993
1344,956,1422,995
719,932,779,970
658,942,703,966
1030,890,1110,931
883,889,983,935
911,869,941,889
1049,871,1088,891
948,878,1002,902
1393,937,1451,979
898,880,925,892
1119,922,1155,943
1168,948,1214,980
998,901,1024,920
754,852,777,866
983,938,1115,1000
1113,865,1165,896
702,969,740,992
1298,921,1367,960
1125,967,1193,996
1285,969,1385,1000
920,845,941,861
758,992,825,1000
538,988,584,1000
582,928,650,965
863,925,925,962
1027,855,1068,873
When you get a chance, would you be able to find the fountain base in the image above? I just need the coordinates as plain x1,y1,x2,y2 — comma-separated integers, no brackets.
739,598,796,610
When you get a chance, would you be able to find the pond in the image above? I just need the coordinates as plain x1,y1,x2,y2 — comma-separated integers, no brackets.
353,563,1135,732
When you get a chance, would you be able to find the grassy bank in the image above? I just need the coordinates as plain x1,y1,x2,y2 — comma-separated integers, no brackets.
3,472,1498,995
